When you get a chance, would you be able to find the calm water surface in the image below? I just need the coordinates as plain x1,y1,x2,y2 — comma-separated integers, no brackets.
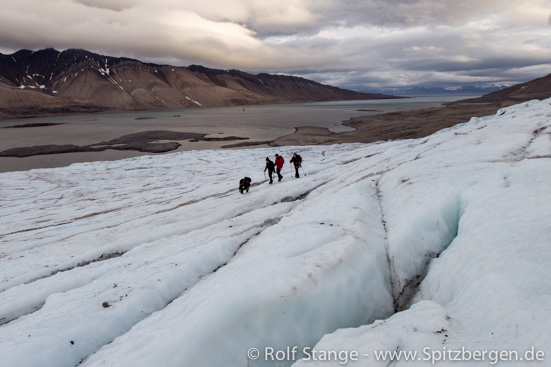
0,96,478,172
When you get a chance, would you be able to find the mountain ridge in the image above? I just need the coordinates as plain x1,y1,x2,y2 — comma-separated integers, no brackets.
447,72,551,105
0,48,402,118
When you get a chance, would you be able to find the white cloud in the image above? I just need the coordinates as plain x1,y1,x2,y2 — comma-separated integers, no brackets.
0,0,550,90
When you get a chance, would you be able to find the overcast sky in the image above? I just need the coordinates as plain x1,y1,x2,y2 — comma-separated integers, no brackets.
1,0,550,91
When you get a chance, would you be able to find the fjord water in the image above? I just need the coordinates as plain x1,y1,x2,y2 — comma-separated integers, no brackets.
0,96,476,172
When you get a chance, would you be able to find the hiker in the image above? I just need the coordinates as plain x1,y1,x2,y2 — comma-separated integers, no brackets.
239,177,251,194
264,157,276,184
275,154,284,182
290,153,302,178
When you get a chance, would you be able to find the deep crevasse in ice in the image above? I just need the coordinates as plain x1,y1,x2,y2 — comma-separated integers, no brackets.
294,100,551,366
0,99,550,366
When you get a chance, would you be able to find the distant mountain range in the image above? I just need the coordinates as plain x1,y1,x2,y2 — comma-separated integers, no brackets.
449,73,551,105
371,85,509,96
375,73,551,103
0,48,401,118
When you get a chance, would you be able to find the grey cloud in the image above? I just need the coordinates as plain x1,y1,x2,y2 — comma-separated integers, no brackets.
309,0,541,30
0,0,550,91
72,0,138,11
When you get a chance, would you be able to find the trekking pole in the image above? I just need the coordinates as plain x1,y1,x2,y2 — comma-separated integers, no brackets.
300,165,306,176
264,172,266,181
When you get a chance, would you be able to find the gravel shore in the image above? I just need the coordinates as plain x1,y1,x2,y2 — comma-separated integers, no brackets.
270,104,507,147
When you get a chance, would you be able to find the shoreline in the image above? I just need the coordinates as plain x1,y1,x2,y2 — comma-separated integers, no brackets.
0,102,508,173
269,104,508,147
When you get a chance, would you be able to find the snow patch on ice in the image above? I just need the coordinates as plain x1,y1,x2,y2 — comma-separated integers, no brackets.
0,99,550,367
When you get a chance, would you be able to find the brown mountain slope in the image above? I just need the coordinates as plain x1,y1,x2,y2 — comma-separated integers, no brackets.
0,48,402,118
448,73,551,106
272,73,551,147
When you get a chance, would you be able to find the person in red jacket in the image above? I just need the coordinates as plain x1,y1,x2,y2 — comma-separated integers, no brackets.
275,154,284,182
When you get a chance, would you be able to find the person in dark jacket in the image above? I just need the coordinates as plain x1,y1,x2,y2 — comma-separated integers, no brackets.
264,157,276,184
275,154,284,182
290,153,302,178
239,177,251,194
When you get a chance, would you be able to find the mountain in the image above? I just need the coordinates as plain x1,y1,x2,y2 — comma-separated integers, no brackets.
0,48,401,118
1,98,550,366
448,73,551,105
366,73,551,100
371,84,508,96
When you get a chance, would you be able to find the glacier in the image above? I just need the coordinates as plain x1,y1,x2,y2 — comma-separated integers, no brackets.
0,98,550,366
